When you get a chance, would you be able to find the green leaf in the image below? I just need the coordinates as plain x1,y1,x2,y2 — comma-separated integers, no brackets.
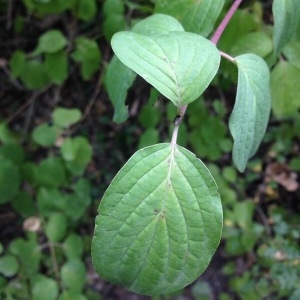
103,0,124,16
0,256,19,277
45,213,68,242
0,143,25,164
60,137,92,175
218,9,260,54
32,123,57,147
283,40,300,68
0,123,17,144
138,105,160,128
105,14,184,123
103,0,125,41
12,191,36,217
9,234,41,277
233,201,255,229
229,54,271,172
32,275,59,300
230,32,273,58
75,0,97,21
24,0,74,15
92,143,222,295
132,13,184,36
21,162,38,185
37,187,66,215
155,0,225,37
61,260,86,292
45,51,68,84
192,281,212,299
112,31,220,106
52,107,82,128
71,37,101,80
63,234,84,260
138,128,159,149
33,30,67,55
20,59,49,90
271,61,300,118
64,179,91,220
272,0,300,57
10,50,26,78
104,14,126,42
105,56,136,123
58,292,87,300
35,157,66,187
222,167,237,184
148,87,161,106
0,160,20,204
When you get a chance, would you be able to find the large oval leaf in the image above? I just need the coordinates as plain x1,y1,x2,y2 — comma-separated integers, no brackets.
229,54,271,172
111,31,220,106
106,14,185,123
92,143,222,296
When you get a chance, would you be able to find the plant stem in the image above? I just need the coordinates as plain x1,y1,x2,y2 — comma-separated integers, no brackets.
220,51,236,63
49,242,61,285
171,105,187,146
171,124,179,146
211,0,243,45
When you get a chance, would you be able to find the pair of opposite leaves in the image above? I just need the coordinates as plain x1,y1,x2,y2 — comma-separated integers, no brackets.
92,14,270,296
92,14,222,296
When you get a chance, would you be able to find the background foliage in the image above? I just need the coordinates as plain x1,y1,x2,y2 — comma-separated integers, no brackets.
0,0,300,299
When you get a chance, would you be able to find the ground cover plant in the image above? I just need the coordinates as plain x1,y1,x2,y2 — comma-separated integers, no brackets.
1,0,300,299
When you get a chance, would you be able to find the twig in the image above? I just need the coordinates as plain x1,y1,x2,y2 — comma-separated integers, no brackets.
49,243,61,286
21,98,36,143
256,205,272,236
220,50,236,63
211,0,243,45
0,61,24,90
39,242,63,251
5,86,51,124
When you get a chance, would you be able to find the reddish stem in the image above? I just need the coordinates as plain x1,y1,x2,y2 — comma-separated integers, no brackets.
211,0,243,45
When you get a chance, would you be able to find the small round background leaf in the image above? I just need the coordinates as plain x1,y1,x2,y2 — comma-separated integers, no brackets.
0,255,19,277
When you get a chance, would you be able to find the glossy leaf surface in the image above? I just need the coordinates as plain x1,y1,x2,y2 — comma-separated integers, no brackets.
92,143,222,295
229,54,271,172
112,31,220,106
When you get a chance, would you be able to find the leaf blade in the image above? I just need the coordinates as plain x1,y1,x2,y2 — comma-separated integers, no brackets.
272,0,300,57
92,143,222,295
111,31,220,106
105,56,136,123
155,0,225,37
106,14,185,123
270,60,300,118
229,54,271,172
